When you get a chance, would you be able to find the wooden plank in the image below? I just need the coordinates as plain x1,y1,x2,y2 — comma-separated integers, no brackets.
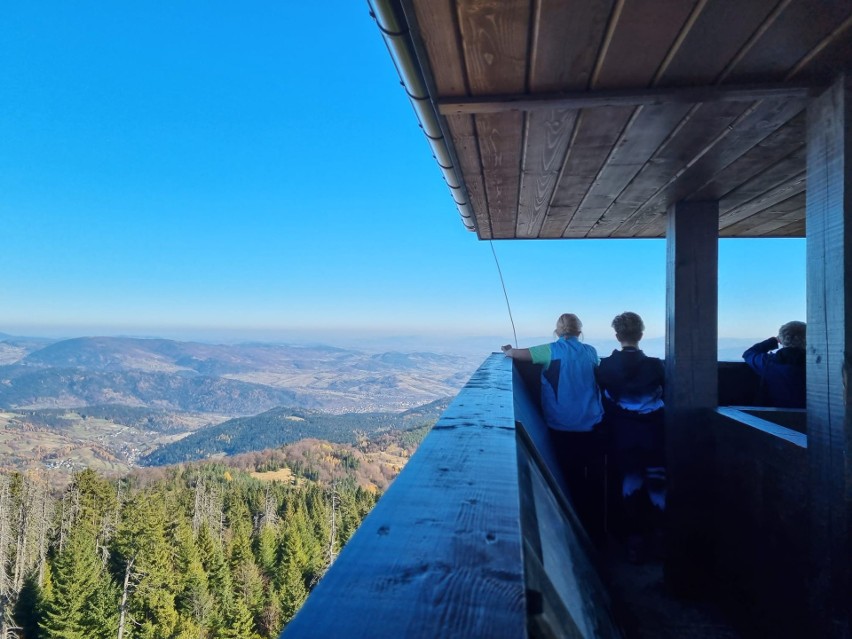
456,0,529,95
437,83,816,114
719,172,806,232
717,145,806,226
475,112,524,238
622,98,807,237
282,355,526,639
410,0,468,97
805,74,852,638
551,0,699,237
656,0,781,85
771,218,805,237
664,200,719,595
592,0,700,89
516,108,578,238
724,0,852,84
721,192,804,236
529,0,615,92
573,103,693,237
541,106,633,236
690,112,806,201
457,0,529,238
665,199,720,413
595,101,746,237
445,114,492,238
786,14,852,83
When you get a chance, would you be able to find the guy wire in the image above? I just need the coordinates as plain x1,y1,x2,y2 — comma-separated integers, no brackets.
489,240,518,348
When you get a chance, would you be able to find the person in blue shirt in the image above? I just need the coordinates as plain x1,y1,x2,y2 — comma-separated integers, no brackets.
502,313,604,539
742,321,806,408
596,312,665,562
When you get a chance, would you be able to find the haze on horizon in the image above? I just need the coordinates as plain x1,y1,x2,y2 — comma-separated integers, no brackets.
1,3,805,351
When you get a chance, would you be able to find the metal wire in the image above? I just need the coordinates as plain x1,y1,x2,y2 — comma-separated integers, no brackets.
489,240,518,348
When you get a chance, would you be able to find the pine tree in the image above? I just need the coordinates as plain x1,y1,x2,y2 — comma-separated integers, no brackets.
40,528,105,639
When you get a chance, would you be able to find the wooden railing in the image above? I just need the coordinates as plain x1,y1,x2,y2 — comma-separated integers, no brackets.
280,354,621,638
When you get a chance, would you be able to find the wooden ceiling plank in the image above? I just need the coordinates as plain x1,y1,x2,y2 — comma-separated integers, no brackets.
529,0,615,92
722,193,804,236
718,146,806,216
411,0,468,96
475,112,525,238
446,114,492,238
544,106,634,234
516,109,578,238
719,170,807,230
457,0,530,238
573,103,694,237
592,101,747,237
655,0,781,86
785,14,852,83
721,0,852,84
570,0,700,237
768,218,805,237
591,0,700,89
619,97,807,236
689,112,806,201
538,205,578,239
456,0,530,95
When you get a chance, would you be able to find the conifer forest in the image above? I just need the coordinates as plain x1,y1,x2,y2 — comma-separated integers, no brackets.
0,466,378,638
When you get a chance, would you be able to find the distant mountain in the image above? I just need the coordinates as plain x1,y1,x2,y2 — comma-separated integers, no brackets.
6,336,477,413
142,397,452,466
0,365,304,413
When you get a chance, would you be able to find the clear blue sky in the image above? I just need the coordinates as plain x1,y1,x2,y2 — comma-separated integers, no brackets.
0,2,805,349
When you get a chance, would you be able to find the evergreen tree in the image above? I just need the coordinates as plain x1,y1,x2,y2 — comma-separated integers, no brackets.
41,528,111,639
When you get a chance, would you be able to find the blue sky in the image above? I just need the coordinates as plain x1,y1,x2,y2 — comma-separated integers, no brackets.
0,2,805,351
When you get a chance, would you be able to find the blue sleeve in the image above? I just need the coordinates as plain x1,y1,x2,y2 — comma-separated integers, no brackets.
743,337,779,374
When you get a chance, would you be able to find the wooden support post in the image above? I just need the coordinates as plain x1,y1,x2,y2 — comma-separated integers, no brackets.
806,74,852,639
664,200,719,594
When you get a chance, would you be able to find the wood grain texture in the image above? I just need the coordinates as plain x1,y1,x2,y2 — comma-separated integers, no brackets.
666,200,719,411
516,108,578,238
476,112,524,237
664,200,719,596
721,191,804,236
602,102,746,237
627,98,807,237
724,0,852,84
411,0,468,97
805,75,852,638
592,0,700,89
281,354,525,639
529,0,615,92
446,114,492,237
578,103,693,237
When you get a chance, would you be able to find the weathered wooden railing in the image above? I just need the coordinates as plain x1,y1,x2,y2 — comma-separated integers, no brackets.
710,407,808,636
281,355,810,638
280,353,619,638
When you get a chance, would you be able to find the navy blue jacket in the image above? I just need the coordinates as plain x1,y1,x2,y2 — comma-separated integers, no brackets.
742,337,806,408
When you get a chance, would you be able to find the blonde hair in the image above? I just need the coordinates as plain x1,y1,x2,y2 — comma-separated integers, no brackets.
555,313,583,338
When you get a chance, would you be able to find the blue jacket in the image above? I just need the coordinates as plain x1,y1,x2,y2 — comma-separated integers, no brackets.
742,337,806,408
529,336,603,431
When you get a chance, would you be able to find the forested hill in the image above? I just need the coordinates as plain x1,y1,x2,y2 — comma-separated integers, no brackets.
2,464,379,638
143,397,452,466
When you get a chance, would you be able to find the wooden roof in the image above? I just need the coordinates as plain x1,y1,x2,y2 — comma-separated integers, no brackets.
389,0,852,239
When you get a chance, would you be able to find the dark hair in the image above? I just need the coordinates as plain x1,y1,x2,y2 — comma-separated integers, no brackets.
612,311,644,343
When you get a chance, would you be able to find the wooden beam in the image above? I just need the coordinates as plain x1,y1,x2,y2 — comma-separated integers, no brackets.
281,355,526,639
437,83,818,115
805,74,852,638
664,200,719,595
